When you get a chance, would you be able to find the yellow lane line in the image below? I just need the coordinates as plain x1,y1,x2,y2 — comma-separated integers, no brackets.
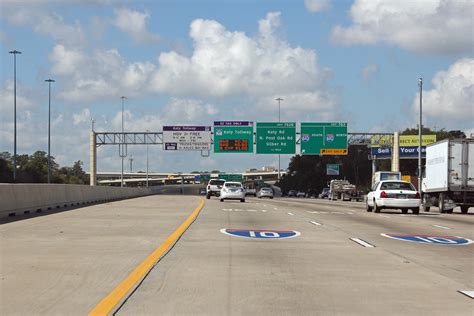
88,198,205,316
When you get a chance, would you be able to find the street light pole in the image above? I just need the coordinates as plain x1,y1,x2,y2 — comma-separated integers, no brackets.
129,156,133,173
146,130,149,187
45,79,55,184
275,98,284,180
9,50,21,182
120,96,127,187
418,78,423,193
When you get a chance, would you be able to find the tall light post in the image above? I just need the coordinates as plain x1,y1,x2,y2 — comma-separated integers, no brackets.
146,130,149,187
120,96,127,187
129,155,133,173
418,78,423,193
275,97,284,180
45,79,55,184
9,50,21,182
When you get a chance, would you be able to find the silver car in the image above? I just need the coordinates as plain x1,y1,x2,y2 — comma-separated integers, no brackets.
257,187,274,199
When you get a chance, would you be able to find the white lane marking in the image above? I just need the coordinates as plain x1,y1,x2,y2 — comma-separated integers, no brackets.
273,208,278,210
458,290,474,299
350,238,375,248
307,211,328,214
347,212,354,215
287,212,294,216
309,221,322,226
247,209,257,212
433,224,451,230
332,212,346,214
378,214,390,218
261,210,267,212
223,209,233,211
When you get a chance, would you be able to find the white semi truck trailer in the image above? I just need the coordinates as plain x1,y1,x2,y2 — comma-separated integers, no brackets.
422,138,474,214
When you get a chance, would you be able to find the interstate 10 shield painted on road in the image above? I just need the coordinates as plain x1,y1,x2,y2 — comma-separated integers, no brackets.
221,229,300,239
381,234,473,245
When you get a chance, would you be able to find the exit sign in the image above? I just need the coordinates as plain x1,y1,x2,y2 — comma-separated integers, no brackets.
256,122,296,154
300,122,348,155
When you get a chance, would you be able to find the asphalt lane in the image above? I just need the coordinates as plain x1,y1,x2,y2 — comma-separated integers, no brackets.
118,197,474,315
0,195,203,316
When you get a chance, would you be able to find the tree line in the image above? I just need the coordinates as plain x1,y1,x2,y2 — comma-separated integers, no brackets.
0,151,89,184
277,129,466,194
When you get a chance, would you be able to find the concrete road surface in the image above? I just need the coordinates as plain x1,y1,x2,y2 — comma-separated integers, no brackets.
1,196,473,315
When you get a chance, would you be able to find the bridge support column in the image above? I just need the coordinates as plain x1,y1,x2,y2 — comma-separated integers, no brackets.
90,131,97,186
391,132,400,172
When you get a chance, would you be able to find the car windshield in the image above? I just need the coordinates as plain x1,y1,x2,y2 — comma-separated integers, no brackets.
224,182,241,188
210,180,225,185
261,188,271,191
380,181,415,191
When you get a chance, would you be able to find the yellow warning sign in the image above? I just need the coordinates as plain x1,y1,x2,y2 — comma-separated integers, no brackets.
320,148,348,155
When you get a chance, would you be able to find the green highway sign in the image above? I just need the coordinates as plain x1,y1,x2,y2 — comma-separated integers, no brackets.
213,121,253,153
326,164,340,175
256,122,296,154
301,122,348,155
218,174,243,182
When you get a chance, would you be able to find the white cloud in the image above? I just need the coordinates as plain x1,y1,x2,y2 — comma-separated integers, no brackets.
5,8,86,47
304,0,331,12
73,108,91,125
412,58,474,127
0,80,34,113
331,0,473,55
151,12,336,116
49,44,156,102
114,8,159,44
361,63,378,80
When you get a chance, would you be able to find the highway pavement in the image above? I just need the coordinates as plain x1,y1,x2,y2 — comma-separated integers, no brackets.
1,195,473,315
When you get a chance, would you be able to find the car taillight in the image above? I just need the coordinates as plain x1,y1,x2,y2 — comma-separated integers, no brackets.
415,192,420,198
207,185,210,190
380,191,388,198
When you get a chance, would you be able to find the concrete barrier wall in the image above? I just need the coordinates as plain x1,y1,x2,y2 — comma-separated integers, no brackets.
0,184,159,218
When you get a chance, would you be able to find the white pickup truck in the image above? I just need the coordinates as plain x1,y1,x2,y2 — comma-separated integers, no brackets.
206,179,225,199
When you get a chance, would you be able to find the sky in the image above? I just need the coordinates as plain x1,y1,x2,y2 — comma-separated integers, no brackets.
0,0,473,174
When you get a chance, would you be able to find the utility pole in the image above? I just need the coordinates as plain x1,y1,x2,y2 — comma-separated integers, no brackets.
45,79,55,184
120,96,127,187
9,50,21,182
129,156,133,173
275,97,284,180
146,130,149,187
418,78,423,193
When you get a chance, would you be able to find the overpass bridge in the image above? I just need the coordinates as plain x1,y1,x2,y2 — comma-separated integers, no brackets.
87,170,287,186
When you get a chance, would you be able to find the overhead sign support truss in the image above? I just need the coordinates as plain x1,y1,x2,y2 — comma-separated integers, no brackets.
90,131,396,186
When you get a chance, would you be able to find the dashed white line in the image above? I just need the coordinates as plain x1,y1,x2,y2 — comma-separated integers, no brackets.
307,211,328,214
247,209,257,212
287,212,294,216
378,214,390,218
350,238,375,248
309,221,322,226
273,208,278,210
261,210,267,212
433,224,451,230
458,290,474,299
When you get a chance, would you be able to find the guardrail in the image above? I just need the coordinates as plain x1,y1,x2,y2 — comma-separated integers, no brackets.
0,184,159,218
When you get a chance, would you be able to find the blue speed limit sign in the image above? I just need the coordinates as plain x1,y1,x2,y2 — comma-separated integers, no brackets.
381,234,473,245
221,229,300,239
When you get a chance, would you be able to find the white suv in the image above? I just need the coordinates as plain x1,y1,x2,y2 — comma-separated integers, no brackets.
206,179,226,199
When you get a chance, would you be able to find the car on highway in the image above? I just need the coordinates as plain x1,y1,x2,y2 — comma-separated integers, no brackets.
366,180,421,214
287,190,297,197
257,187,274,199
220,181,245,202
206,179,226,199
296,191,306,198
318,188,330,199
244,186,257,197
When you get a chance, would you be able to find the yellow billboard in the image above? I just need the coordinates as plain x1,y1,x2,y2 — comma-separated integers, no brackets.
371,135,436,147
